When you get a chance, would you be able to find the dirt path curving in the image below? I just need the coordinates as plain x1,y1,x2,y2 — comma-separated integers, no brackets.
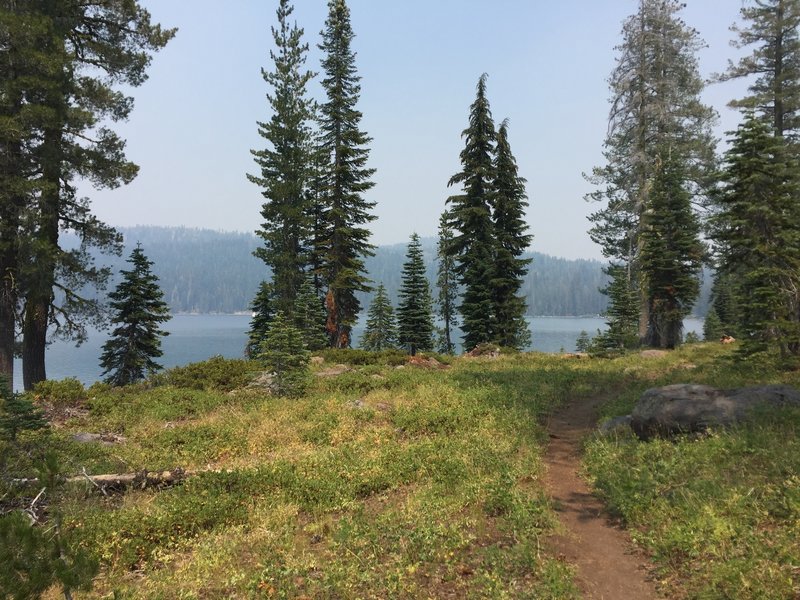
543,395,661,599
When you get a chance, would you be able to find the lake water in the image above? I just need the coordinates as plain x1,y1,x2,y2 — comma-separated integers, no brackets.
11,314,703,392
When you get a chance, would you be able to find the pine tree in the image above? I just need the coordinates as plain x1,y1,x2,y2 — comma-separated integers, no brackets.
0,376,46,443
397,234,435,355
711,113,800,356
447,74,497,350
435,213,459,354
259,311,310,397
639,152,704,348
99,244,171,386
317,0,376,348
294,273,328,351
718,0,800,139
587,0,716,343
596,263,640,350
491,120,532,349
709,271,741,337
249,0,315,316
361,283,398,351
0,453,98,600
0,6,49,391
11,2,174,390
246,281,275,358
575,331,592,353
703,309,724,341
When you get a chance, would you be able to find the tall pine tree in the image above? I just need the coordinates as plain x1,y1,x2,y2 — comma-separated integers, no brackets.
711,114,800,356
718,0,800,140
446,74,497,350
491,120,532,349
587,0,716,346
9,1,174,390
99,244,171,386
249,0,315,316
639,152,703,348
397,234,435,355
435,213,459,354
361,283,398,351
317,0,376,348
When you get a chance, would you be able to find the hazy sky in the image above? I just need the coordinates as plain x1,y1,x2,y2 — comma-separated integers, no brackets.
84,0,750,260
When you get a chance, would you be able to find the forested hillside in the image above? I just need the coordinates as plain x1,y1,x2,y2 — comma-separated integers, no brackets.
71,226,613,316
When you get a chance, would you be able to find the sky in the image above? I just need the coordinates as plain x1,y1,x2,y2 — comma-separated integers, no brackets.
83,0,751,261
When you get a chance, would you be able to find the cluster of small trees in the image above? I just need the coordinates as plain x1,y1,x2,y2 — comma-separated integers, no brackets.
589,0,800,359
361,234,436,354
248,1,534,361
246,0,375,361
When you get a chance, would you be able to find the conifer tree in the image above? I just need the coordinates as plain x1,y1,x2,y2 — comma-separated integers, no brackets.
718,0,800,139
0,6,49,391
708,271,741,337
587,0,716,343
491,120,533,349
0,453,98,599
246,281,274,358
0,376,46,443
249,0,315,316
596,264,640,350
317,0,376,348
575,331,592,353
259,311,310,397
397,234,435,355
435,213,459,354
9,1,174,390
711,114,800,356
361,284,398,351
99,245,171,386
639,153,703,348
294,274,328,351
447,74,497,349
703,309,724,341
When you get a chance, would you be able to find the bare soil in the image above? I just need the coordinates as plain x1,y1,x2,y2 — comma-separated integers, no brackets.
543,395,661,599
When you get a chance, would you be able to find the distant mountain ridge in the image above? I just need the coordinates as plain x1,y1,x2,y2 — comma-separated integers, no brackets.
69,226,615,316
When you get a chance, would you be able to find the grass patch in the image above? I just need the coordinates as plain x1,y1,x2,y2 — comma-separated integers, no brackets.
58,354,582,598
585,343,800,599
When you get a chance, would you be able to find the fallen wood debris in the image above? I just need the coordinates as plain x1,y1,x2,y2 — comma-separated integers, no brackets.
12,468,190,493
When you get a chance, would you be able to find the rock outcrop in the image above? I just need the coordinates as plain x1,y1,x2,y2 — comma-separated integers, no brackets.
607,384,800,440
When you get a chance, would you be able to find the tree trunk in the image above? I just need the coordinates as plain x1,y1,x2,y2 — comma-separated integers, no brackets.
21,114,62,390
22,298,49,390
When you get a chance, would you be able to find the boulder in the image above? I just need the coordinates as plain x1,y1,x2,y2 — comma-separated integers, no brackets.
598,414,633,435
631,383,800,439
72,432,127,445
316,364,353,377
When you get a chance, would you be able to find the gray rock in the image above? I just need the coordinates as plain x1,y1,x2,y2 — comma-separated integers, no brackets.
631,383,800,440
598,414,633,434
316,364,352,377
72,432,126,445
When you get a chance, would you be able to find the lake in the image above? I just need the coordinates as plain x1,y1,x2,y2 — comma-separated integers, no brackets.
11,314,703,392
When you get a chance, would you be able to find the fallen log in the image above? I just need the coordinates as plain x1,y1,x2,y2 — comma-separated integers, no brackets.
11,468,191,493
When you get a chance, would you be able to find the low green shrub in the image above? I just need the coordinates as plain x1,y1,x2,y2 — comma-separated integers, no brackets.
32,377,87,407
315,348,408,366
155,356,256,391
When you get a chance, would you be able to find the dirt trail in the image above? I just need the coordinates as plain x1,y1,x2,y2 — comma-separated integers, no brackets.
543,395,661,599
